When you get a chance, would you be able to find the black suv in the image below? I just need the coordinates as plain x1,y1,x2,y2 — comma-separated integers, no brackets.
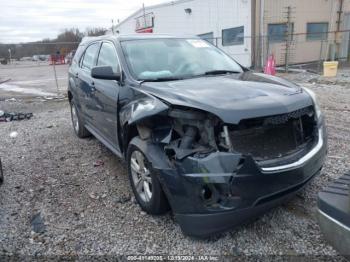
68,34,327,237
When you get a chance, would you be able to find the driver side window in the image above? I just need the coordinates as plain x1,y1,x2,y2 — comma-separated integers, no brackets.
97,42,120,74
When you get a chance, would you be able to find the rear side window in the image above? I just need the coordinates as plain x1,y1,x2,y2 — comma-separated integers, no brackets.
97,42,120,74
72,45,85,65
81,43,100,70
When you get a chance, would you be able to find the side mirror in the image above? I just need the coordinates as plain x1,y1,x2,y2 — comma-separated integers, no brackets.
91,66,121,81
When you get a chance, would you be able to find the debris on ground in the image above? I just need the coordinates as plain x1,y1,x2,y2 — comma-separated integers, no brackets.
93,160,104,167
0,111,33,122
9,131,18,138
42,95,67,101
30,213,46,234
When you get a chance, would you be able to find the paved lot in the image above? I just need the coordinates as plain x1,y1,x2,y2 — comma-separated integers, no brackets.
0,63,68,99
0,70,349,259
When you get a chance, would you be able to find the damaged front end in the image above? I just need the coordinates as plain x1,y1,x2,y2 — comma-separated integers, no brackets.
126,96,327,237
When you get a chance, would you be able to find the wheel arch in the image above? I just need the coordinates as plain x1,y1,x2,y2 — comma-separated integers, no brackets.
122,123,139,157
127,136,173,212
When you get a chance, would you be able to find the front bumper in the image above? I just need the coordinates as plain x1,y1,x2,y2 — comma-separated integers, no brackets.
177,171,319,237
146,124,327,237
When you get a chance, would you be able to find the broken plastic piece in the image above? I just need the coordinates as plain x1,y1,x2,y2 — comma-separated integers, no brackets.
0,112,33,122
9,131,18,138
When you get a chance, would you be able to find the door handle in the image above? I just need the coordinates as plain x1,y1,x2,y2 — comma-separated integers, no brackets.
75,73,79,78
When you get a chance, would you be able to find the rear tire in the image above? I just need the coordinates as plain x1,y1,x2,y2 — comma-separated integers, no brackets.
127,142,170,215
70,101,90,138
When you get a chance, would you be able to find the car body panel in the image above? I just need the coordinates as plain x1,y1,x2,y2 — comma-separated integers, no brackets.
140,72,312,124
92,78,121,147
77,68,98,123
130,124,327,237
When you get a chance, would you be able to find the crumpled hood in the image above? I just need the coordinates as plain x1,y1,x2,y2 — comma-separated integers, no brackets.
140,72,313,124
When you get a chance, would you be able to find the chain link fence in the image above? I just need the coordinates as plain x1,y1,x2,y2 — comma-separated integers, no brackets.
204,29,350,73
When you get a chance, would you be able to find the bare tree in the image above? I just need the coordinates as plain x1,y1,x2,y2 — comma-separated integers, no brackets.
0,27,107,59
86,27,108,36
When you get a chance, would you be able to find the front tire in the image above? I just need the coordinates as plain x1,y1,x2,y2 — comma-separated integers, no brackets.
70,101,90,138
127,142,169,215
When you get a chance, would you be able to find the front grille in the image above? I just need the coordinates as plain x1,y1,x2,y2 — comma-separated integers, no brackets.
229,106,316,161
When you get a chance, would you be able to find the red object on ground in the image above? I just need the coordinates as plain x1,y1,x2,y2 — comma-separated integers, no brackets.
264,54,276,76
93,160,104,167
50,55,66,65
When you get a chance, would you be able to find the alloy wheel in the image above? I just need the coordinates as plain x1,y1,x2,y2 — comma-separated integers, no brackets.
130,150,152,203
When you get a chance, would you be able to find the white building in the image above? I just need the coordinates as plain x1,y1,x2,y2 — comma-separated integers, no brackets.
112,0,253,67
112,0,350,68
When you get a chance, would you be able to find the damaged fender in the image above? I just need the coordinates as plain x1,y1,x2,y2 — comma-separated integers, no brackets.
128,136,173,171
119,93,169,127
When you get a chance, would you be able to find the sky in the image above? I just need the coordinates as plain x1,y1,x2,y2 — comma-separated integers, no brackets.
0,0,167,43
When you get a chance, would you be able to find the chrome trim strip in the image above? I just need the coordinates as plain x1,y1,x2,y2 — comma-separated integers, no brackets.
318,209,350,232
261,128,323,173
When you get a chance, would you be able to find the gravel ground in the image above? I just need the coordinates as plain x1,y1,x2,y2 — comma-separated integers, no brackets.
0,72,349,260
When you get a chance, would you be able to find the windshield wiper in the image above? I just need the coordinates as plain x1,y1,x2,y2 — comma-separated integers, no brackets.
139,77,184,84
203,70,242,76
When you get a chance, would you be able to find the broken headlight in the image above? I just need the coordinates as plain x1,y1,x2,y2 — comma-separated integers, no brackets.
303,87,322,120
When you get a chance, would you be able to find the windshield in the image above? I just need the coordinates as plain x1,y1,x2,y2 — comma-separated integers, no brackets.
121,38,243,81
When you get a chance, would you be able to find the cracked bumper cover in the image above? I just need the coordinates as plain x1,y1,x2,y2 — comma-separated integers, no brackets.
151,123,328,237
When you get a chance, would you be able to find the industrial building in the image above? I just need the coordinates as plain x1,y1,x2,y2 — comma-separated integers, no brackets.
111,0,350,68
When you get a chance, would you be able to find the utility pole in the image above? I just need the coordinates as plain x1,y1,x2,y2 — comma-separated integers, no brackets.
52,62,59,95
260,0,265,68
336,0,344,59
284,6,292,73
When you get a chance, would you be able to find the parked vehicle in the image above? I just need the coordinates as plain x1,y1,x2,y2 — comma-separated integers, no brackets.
318,171,350,259
68,34,327,237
